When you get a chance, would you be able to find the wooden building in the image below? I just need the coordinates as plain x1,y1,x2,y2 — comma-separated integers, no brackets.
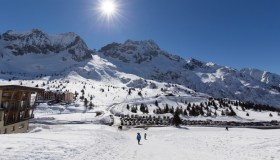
0,85,44,134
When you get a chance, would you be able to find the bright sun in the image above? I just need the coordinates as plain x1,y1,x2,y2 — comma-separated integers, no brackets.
100,0,116,16
95,0,121,24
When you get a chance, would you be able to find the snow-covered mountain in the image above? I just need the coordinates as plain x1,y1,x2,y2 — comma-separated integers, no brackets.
0,29,280,107
98,40,280,106
0,29,94,74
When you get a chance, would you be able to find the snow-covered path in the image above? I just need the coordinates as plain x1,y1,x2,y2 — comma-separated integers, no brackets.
121,127,280,160
0,124,279,160
121,128,192,160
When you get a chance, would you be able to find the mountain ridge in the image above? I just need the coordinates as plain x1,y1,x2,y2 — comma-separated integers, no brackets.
0,29,280,107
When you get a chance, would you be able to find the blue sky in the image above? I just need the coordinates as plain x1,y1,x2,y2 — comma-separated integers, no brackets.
1,0,280,74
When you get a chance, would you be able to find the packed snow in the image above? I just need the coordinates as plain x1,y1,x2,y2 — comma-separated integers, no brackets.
0,124,279,160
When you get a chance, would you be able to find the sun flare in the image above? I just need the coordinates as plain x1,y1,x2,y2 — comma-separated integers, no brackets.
100,0,116,16
95,0,122,25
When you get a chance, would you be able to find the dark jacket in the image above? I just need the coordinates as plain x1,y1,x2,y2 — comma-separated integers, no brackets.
137,134,141,140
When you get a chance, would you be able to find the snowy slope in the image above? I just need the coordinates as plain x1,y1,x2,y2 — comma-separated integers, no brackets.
0,124,279,160
0,29,280,108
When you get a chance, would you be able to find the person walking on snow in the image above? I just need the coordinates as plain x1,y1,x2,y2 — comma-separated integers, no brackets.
144,133,147,140
137,133,141,145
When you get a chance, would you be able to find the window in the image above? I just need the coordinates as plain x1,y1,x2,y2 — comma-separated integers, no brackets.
3,102,9,108
20,101,24,108
19,123,24,129
3,92,10,97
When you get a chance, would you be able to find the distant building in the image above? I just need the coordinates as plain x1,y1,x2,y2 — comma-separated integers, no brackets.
0,85,44,134
37,91,74,103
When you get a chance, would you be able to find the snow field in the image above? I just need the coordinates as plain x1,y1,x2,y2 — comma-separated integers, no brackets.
0,124,279,160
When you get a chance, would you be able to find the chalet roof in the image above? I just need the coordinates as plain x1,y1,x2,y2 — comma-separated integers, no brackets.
0,85,44,92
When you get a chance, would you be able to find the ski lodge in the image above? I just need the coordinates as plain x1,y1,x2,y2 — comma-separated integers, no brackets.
37,90,74,103
0,85,44,134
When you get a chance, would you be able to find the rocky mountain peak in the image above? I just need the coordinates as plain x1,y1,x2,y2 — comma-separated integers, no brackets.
123,39,160,51
0,29,94,61
184,58,209,70
240,68,280,86
99,39,181,63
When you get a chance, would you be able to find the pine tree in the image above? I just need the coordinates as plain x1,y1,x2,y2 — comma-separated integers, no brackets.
225,108,230,115
173,108,182,126
246,113,249,116
140,103,145,113
155,100,159,107
200,103,204,108
183,109,188,116
131,106,137,113
145,107,149,114
89,102,94,109
221,110,225,116
228,108,236,116
189,106,199,116
164,104,169,113
207,111,212,117
84,98,88,108
269,113,273,117
213,101,217,109
214,111,217,116
169,107,174,114
199,107,204,116
187,103,191,111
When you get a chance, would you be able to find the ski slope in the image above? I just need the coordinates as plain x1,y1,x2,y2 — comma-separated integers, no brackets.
0,124,279,160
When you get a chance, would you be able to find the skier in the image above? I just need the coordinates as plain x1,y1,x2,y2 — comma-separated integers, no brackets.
137,133,141,145
144,133,147,140
225,126,229,131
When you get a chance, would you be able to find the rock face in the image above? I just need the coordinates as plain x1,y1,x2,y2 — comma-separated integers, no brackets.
99,40,181,63
0,29,280,107
1,29,94,61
